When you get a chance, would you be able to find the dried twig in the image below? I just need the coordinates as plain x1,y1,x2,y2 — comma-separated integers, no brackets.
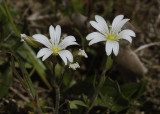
134,42,160,53
10,87,29,102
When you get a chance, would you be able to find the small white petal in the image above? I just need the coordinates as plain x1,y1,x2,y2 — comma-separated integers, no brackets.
119,35,132,43
105,41,113,56
55,25,61,44
42,51,53,61
112,15,124,31
114,19,130,32
86,32,106,45
37,48,53,60
90,21,106,35
95,15,109,33
119,29,136,37
112,41,119,56
32,34,51,48
59,36,78,49
64,50,73,62
89,38,106,46
37,48,49,58
86,32,105,40
58,51,67,65
58,50,73,65
49,25,56,46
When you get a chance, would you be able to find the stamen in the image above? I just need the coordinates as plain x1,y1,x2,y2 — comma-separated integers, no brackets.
106,34,116,41
51,46,60,55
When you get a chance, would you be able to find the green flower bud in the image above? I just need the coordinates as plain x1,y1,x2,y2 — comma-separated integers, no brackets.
20,34,40,48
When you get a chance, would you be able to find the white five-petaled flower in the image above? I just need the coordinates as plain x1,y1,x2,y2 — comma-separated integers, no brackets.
32,25,78,65
69,62,80,70
86,15,136,56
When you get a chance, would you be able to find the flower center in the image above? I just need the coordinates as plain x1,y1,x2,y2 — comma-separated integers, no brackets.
51,47,60,55
106,34,116,41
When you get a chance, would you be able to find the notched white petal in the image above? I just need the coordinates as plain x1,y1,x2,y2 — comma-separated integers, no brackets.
124,35,132,43
58,50,73,65
37,48,53,61
115,19,130,32
86,32,105,40
105,41,113,56
112,41,119,56
55,25,61,44
112,15,124,30
32,34,51,48
64,50,73,63
90,21,106,34
95,15,108,33
58,51,67,65
86,32,106,45
49,25,56,46
42,51,53,61
120,29,136,37
37,48,47,58
59,36,78,49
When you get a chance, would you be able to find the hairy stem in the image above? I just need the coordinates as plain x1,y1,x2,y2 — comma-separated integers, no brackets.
51,58,60,114
85,89,99,114
55,85,60,114
30,97,42,114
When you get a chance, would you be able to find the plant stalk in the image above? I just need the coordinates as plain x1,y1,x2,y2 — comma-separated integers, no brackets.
55,85,60,114
51,58,60,114
84,89,99,114
85,56,110,114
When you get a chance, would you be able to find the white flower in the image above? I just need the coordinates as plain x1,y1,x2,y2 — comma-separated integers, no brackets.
86,15,136,56
69,62,80,70
78,49,88,58
32,25,78,65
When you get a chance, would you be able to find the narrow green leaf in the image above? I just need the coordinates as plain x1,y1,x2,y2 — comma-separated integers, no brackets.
0,1,51,88
24,43,51,88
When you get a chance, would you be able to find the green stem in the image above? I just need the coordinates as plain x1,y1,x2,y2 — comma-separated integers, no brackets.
51,58,60,114
55,85,60,114
85,56,110,114
84,89,99,114
30,96,43,114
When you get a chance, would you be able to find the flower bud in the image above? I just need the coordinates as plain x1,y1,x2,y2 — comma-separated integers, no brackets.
69,62,80,70
20,34,40,48
78,49,88,58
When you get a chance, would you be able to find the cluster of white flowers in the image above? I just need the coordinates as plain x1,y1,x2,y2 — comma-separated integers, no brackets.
21,14,136,70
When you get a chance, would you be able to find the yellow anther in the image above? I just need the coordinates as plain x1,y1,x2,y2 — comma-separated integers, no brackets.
106,34,116,41
51,47,60,55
